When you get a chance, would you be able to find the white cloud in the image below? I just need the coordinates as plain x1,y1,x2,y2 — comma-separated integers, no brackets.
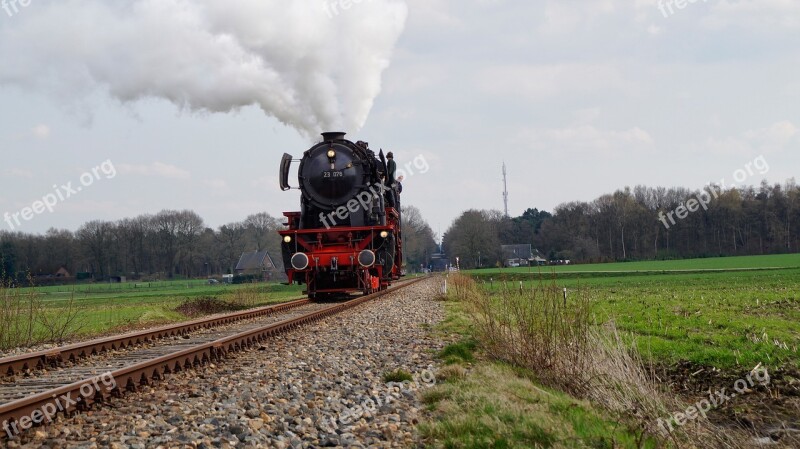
706,0,800,29
698,136,753,156
573,108,602,124
31,124,50,139
202,178,231,197
744,120,798,149
203,178,228,190
477,64,625,100
4,168,34,178
647,24,662,35
514,125,655,156
383,59,448,95
698,121,799,155
405,0,464,31
539,1,617,35
250,176,277,190
118,162,190,180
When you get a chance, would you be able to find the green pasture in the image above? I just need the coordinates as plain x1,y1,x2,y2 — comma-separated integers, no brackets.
467,255,800,369
469,253,800,275
1,280,304,345
424,255,800,447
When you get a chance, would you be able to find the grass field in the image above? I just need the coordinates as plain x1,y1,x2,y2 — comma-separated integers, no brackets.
0,280,304,349
423,254,800,448
471,253,800,274
469,254,800,369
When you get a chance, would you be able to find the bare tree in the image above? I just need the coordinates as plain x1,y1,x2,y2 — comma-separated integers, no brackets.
443,210,502,269
245,212,282,251
175,210,205,277
76,220,115,279
401,205,438,271
216,222,247,274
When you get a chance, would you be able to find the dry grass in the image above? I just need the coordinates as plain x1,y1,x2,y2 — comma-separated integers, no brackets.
584,324,753,448
37,289,83,344
0,279,83,350
226,282,265,308
0,280,43,349
467,276,591,396
449,272,781,449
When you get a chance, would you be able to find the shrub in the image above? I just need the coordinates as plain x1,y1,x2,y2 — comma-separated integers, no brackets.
383,369,413,383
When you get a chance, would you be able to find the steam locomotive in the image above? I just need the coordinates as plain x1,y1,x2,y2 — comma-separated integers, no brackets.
278,132,403,299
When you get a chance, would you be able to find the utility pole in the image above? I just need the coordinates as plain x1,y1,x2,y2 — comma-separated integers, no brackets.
502,162,509,217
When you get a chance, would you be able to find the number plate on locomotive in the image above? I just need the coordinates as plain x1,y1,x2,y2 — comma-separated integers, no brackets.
323,170,344,178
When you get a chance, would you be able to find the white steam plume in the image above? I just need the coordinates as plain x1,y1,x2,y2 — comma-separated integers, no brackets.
0,0,408,138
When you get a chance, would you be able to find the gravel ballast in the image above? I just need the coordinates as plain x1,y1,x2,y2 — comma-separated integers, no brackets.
10,277,445,449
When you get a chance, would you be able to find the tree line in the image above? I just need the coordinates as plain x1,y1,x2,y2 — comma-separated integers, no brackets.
6,178,795,280
0,206,438,283
443,180,799,268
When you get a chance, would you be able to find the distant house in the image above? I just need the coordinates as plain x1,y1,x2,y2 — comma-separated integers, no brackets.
501,244,532,267
501,244,546,267
55,267,71,277
235,250,278,280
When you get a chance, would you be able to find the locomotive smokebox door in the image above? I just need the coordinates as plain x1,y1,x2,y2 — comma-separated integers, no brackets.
300,143,365,210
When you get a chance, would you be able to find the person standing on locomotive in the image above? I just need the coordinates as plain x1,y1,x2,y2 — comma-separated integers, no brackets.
385,151,397,207
394,175,403,212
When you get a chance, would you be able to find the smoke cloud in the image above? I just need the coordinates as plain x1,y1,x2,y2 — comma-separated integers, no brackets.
0,0,408,138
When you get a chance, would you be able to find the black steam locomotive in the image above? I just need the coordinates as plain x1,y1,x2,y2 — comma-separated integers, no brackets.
278,132,402,298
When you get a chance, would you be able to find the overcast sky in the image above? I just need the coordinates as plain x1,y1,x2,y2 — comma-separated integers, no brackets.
1,0,799,239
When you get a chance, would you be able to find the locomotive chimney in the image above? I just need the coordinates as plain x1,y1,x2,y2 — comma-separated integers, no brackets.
321,131,346,142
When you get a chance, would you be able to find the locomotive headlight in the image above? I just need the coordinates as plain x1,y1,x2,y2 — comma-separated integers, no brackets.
327,149,336,158
283,236,292,243
380,231,389,238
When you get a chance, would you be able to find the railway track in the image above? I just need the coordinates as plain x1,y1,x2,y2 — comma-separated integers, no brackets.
0,277,423,437
0,298,312,378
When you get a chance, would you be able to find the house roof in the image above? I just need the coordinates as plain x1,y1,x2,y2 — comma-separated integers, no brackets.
235,250,276,271
501,244,533,260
